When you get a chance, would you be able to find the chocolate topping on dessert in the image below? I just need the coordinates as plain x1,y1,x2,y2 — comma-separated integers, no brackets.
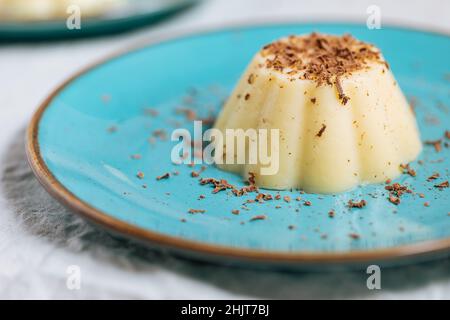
316,123,327,137
261,33,382,81
261,33,383,104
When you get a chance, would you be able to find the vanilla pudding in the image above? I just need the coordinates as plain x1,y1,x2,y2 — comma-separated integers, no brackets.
213,33,422,193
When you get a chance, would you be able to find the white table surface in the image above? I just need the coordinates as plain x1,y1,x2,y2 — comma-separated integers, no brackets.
1,0,449,299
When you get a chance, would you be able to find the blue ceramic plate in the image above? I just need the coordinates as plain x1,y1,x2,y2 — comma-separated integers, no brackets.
27,23,450,269
0,0,197,40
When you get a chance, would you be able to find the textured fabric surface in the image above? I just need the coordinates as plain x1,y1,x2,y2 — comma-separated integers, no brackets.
0,0,449,299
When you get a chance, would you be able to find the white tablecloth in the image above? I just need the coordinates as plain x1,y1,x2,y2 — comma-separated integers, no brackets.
1,0,449,299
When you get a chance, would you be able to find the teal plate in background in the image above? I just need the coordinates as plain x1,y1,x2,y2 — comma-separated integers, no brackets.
27,23,450,269
0,0,198,41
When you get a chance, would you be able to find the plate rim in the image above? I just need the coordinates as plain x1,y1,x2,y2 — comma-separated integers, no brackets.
26,20,450,265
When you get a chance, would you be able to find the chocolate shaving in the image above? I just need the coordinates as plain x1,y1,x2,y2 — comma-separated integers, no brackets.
191,166,206,178
384,182,413,205
255,193,273,202
316,124,327,137
188,209,205,214
348,199,367,209
152,129,167,140
385,183,412,197
248,172,256,185
247,74,255,84
175,108,197,121
427,173,440,181
262,193,273,201
434,181,449,189
424,139,442,152
388,194,400,205
199,177,258,196
249,215,267,222
144,108,159,117
101,94,111,103
156,172,170,180
136,171,144,179
348,233,360,240
197,117,215,127
233,185,258,196
335,76,350,105
408,96,418,115
400,163,416,177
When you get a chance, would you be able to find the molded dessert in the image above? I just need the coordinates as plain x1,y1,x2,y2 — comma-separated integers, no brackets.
213,33,422,193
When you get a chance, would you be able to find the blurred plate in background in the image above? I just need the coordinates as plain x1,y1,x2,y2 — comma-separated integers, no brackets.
0,0,199,40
